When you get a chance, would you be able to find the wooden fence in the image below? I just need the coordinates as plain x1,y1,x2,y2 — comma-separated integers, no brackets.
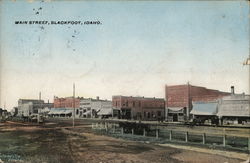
92,122,250,151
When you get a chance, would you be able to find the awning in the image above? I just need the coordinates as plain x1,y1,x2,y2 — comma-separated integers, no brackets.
48,108,73,115
41,107,50,113
51,110,64,114
63,110,72,114
168,107,184,113
48,110,59,114
83,110,91,115
97,109,112,115
191,102,217,116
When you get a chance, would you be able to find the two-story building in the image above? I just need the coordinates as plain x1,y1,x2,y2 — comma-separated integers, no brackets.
18,99,53,117
217,90,250,124
112,96,165,120
165,83,230,122
80,97,112,118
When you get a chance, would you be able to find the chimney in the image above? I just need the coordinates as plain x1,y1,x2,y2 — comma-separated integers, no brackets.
231,86,235,94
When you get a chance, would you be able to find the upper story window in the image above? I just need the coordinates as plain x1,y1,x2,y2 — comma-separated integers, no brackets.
157,111,161,116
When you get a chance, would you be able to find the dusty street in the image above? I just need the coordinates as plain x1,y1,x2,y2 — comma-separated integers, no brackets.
0,120,246,163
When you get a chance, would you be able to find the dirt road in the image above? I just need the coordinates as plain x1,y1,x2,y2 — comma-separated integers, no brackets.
0,121,246,163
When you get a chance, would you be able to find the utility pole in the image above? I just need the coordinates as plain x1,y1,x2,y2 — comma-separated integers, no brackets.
165,84,168,122
243,55,250,117
243,54,250,152
73,83,75,128
38,92,41,124
243,55,250,92
187,81,190,121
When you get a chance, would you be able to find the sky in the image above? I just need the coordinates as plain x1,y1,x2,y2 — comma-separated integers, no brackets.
0,0,249,111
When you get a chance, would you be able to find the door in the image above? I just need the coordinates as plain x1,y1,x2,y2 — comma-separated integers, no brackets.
173,114,178,122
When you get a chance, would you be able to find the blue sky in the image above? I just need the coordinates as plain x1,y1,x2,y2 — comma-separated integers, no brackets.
0,0,249,110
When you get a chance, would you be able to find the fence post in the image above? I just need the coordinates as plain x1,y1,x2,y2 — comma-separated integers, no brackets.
169,130,172,141
248,137,250,151
132,128,134,135
223,135,226,147
113,125,116,134
121,127,124,135
143,128,146,137
202,133,206,145
112,124,115,133
105,122,108,132
156,129,159,139
185,132,188,142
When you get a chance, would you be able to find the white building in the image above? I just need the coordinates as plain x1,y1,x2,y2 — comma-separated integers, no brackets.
18,102,33,117
79,97,112,118
18,99,53,117
217,93,250,124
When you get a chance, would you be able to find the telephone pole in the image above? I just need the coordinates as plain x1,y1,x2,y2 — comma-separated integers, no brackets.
73,83,75,128
243,55,250,93
38,92,41,123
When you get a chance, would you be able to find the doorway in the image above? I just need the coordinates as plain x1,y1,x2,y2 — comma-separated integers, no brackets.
173,114,178,122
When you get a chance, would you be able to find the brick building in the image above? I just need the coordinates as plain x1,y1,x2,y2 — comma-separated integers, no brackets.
112,96,165,120
165,83,230,121
53,96,80,108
